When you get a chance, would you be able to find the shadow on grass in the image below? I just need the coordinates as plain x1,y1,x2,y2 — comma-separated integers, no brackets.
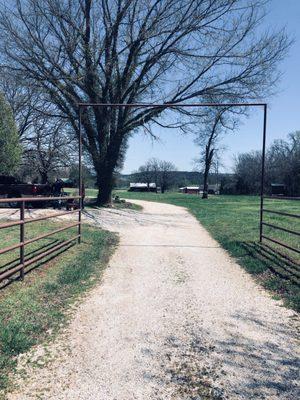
0,238,76,290
240,241,300,284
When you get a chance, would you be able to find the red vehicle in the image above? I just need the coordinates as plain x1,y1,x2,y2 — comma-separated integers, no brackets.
0,175,52,207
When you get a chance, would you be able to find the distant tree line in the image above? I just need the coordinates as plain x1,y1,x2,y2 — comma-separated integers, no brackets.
119,163,227,192
123,132,300,197
233,132,300,196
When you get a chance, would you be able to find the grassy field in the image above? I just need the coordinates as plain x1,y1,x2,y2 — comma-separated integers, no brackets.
0,219,117,393
116,191,300,311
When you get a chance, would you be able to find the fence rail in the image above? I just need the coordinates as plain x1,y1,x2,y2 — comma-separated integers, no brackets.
260,196,300,258
263,196,300,201
0,196,82,284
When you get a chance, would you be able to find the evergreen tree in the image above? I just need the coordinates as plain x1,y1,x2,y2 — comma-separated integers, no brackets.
0,92,21,174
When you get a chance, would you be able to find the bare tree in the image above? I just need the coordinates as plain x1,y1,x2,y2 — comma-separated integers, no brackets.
0,70,41,143
157,160,176,193
234,150,262,194
0,0,290,204
235,131,300,196
23,118,74,183
0,70,74,182
138,158,176,192
194,107,238,198
0,91,21,174
137,158,160,189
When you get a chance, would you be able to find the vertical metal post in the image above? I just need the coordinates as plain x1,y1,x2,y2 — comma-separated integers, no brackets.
78,106,82,244
259,104,267,242
20,201,25,280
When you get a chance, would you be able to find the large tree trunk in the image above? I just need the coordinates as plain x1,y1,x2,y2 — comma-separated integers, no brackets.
40,171,48,184
96,165,114,205
202,164,209,199
202,146,214,199
94,135,123,206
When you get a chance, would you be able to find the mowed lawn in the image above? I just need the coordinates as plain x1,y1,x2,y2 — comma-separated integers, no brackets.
116,191,300,311
0,218,117,392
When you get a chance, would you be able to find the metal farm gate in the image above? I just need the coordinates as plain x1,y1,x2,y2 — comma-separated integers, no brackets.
0,122,83,285
260,196,300,261
0,196,82,283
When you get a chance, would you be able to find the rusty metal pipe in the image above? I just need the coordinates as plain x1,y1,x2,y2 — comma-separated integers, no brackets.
78,102,267,108
0,263,24,282
23,223,80,246
0,242,23,256
259,104,267,242
0,196,81,204
262,222,300,237
0,236,79,282
0,220,24,229
24,209,80,224
78,106,82,244
263,209,300,219
24,235,80,267
0,224,79,255
20,201,25,280
263,196,300,201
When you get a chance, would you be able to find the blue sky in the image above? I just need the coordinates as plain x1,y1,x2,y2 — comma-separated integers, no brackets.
122,0,300,174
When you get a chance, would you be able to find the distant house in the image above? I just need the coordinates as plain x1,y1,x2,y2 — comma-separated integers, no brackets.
206,184,220,195
271,183,286,196
179,184,220,195
179,186,200,194
128,183,157,192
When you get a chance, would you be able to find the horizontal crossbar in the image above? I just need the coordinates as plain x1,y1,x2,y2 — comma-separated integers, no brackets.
0,220,23,229
24,223,80,246
262,222,300,237
262,235,300,254
24,235,79,267
263,209,300,219
0,223,79,255
78,102,266,108
24,209,80,224
264,196,300,201
0,196,81,204
0,236,79,282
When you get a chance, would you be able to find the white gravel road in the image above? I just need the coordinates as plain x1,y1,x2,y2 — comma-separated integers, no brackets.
6,200,300,399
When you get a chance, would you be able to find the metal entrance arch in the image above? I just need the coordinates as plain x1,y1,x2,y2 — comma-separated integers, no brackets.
78,102,268,242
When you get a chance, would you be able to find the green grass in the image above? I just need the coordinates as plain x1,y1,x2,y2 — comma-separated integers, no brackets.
0,220,118,394
115,191,300,311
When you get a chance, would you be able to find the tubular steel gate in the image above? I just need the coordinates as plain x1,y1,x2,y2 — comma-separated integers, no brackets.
0,196,82,284
0,114,83,285
260,196,300,260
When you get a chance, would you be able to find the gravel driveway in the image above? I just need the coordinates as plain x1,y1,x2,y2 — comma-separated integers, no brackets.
7,200,299,399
